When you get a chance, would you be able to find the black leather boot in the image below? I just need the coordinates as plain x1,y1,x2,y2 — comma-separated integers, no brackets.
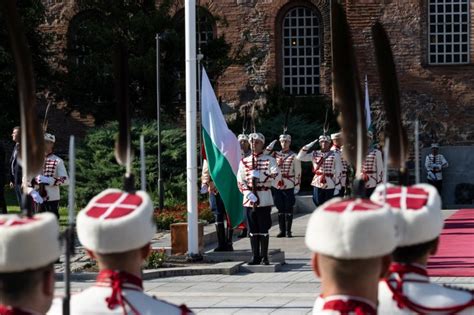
248,234,261,265
276,214,286,238
214,223,227,252
226,228,234,251
260,234,270,265
286,214,293,238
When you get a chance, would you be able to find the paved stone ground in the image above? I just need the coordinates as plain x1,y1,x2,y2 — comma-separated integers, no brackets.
54,209,473,314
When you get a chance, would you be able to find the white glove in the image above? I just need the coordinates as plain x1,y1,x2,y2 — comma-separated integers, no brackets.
334,188,340,196
294,187,300,195
247,192,258,203
30,190,43,204
36,175,54,185
305,140,318,149
251,170,260,178
266,140,277,151
200,184,208,194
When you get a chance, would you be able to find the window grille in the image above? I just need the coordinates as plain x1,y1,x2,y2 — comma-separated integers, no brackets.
428,0,470,64
282,6,321,95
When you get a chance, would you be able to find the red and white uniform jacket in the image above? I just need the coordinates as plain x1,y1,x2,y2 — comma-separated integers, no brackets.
0,305,39,315
360,149,383,189
312,295,377,315
378,263,474,314
330,145,348,188
297,149,342,189
269,150,301,190
48,270,193,315
425,154,448,181
201,159,218,195
27,153,69,202
237,152,281,207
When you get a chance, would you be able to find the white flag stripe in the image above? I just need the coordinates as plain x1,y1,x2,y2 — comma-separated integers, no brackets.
201,69,241,174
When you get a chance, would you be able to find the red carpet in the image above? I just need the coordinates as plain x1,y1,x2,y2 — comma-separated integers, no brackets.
428,209,474,277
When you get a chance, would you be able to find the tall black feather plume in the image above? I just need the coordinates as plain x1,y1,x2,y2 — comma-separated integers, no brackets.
331,2,367,176
113,44,134,190
372,22,408,175
1,0,45,215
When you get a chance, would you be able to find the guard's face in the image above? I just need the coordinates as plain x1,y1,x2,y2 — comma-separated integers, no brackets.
240,140,250,151
12,128,20,143
280,139,290,150
44,141,54,154
432,148,438,155
251,139,264,152
320,141,330,151
333,138,342,147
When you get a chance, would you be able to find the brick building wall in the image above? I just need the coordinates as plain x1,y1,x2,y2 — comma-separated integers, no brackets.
40,0,473,147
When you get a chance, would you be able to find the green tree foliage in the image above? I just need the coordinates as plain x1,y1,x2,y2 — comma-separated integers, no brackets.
74,120,187,208
63,1,236,124
0,0,53,136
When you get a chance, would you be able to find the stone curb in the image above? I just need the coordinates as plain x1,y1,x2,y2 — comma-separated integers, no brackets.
54,261,244,281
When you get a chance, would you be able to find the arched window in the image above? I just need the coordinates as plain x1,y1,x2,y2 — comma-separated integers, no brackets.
428,0,470,64
281,6,321,95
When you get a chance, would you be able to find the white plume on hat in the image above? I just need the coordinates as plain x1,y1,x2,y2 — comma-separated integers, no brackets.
0,213,60,272
44,133,56,143
77,189,156,254
305,198,397,259
370,183,443,247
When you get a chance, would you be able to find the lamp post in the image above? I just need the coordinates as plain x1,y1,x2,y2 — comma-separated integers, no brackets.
156,33,164,210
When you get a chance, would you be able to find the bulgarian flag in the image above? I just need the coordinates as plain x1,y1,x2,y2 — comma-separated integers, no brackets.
201,68,244,228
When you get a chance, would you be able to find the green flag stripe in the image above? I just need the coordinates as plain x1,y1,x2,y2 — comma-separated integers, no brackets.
202,129,244,228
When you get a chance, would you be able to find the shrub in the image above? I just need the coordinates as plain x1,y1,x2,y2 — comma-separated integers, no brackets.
146,248,167,269
74,120,187,208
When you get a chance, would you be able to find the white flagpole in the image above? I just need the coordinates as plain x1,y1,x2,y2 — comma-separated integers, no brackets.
414,120,420,184
185,0,199,256
364,74,371,130
140,135,146,191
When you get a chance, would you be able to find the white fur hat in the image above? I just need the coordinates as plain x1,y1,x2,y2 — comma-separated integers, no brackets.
305,198,397,259
370,184,443,247
249,132,265,143
77,189,156,254
431,143,439,148
279,134,291,141
318,135,330,143
0,213,60,272
44,133,56,143
237,134,249,142
330,132,342,140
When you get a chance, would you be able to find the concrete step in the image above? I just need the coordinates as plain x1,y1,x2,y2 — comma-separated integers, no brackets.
204,249,285,264
240,262,282,273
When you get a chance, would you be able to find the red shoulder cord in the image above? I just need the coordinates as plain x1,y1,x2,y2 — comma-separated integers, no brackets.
0,305,32,315
96,269,143,315
322,299,376,315
386,263,474,314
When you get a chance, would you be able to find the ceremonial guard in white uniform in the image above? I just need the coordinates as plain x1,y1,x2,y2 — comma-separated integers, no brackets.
201,159,233,251
237,133,281,265
264,134,301,238
371,184,474,314
360,132,383,198
237,134,251,238
425,143,448,194
305,197,398,314
28,133,69,218
297,135,342,206
0,213,61,315
330,132,348,197
48,189,193,314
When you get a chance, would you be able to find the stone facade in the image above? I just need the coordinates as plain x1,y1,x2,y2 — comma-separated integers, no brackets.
40,0,473,147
